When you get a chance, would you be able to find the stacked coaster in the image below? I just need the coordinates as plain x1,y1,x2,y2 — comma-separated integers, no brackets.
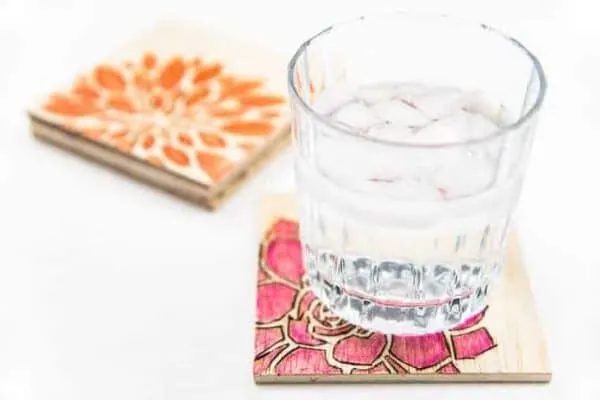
28,21,290,210
254,194,551,383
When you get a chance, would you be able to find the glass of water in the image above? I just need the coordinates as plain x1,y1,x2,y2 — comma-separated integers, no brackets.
287,12,546,334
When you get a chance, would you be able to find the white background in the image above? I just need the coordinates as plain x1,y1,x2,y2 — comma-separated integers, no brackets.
0,0,598,399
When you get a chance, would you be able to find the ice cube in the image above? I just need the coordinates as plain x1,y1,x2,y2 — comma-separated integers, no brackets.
393,82,432,98
355,82,429,105
411,87,466,120
464,112,500,141
366,123,414,141
356,84,396,105
314,131,380,182
433,156,495,198
405,112,469,145
463,91,510,126
371,98,430,127
332,101,381,130
313,83,357,114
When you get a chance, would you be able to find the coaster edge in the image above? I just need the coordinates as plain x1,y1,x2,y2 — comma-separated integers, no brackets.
254,371,552,384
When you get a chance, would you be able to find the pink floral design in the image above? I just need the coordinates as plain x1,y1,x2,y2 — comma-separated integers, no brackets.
254,219,498,377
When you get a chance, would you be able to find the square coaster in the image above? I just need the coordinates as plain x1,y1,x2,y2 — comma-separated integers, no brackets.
28,21,290,210
254,194,551,383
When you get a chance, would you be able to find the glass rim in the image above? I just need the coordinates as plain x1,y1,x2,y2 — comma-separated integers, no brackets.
287,11,547,149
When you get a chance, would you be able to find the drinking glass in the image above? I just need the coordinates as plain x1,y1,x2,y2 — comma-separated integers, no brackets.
287,12,546,334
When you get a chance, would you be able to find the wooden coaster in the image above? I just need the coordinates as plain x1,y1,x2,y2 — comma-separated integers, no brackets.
28,21,291,210
254,194,551,383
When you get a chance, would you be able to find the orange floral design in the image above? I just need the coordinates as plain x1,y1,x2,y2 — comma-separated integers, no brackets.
40,52,287,185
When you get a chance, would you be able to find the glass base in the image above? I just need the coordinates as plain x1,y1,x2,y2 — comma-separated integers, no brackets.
308,272,491,335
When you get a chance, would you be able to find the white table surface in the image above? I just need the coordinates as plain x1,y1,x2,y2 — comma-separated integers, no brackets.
0,0,598,399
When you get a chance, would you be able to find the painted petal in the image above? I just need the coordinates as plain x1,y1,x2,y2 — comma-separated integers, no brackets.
265,238,303,284
140,134,155,150
107,94,135,113
158,57,186,90
221,79,263,98
193,63,223,83
275,348,341,375
195,151,234,183
451,307,489,331
451,327,496,359
199,133,226,148
186,87,210,105
271,219,299,239
223,120,274,136
352,362,390,375
142,52,157,69
239,94,285,107
177,133,194,147
73,78,99,99
437,362,460,374
162,145,190,166
254,344,287,376
390,333,451,370
94,65,126,91
255,327,283,356
256,283,297,324
332,333,386,365
44,94,97,116
288,318,323,346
